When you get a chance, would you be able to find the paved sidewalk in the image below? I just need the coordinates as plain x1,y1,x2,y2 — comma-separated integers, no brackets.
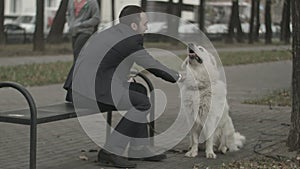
0,59,293,169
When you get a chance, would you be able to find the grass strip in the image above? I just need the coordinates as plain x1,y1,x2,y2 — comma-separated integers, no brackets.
218,50,292,66
0,50,292,87
244,89,291,107
0,43,72,57
0,61,72,86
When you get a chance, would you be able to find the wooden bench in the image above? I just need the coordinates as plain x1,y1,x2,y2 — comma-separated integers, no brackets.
0,72,155,169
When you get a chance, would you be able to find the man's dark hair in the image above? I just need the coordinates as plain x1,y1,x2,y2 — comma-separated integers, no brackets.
119,5,145,25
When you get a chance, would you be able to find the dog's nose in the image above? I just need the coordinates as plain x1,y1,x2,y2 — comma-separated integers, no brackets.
189,53,197,59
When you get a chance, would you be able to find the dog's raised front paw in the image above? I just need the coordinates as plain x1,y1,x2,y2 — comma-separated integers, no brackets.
185,150,198,157
206,151,217,159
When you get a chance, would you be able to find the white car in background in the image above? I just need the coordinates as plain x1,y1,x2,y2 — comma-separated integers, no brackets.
13,14,36,33
147,22,167,34
147,21,200,34
206,23,228,34
11,14,69,34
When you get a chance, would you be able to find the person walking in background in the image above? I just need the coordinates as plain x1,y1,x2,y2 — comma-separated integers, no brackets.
64,0,100,102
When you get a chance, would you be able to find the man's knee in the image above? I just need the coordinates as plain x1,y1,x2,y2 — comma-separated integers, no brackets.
130,83,147,95
134,100,151,112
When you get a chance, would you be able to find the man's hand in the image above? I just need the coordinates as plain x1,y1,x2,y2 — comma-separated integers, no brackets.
177,73,186,82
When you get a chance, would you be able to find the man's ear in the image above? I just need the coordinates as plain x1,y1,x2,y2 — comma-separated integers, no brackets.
131,23,138,31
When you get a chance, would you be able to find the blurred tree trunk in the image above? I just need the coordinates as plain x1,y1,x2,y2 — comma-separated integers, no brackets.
280,0,291,44
167,0,173,16
177,0,182,17
287,0,300,151
94,0,101,32
226,0,244,43
254,0,260,41
264,0,272,44
47,0,69,43
249,0,256,43
97,0,101,11
0,0,5,45
112,0,115,23
167,0,175,35
198,0,205,32
166,0,179,44
141,0,147,10
33,0,45,51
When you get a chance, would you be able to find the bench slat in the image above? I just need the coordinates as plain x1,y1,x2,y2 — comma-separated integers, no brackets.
0,103,76,125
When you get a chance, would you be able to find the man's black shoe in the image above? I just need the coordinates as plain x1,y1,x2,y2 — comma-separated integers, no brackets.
65,89,73,103
128,147,167,162
129,153,167,162
98,149,136,168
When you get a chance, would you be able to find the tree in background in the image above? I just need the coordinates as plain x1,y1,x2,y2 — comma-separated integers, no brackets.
141,0,147,10
249,0,256,44
112,0,115,22
47,0,69,43
198,0,205,32
226,0,244,43
264,0,272,44
95,0,101,31
177,0,183,17
287,0,300,151
280,0,291,44
167,0,179,38
97,0,101,12
254,0,260,42
33,0,45,51
0,0,5,45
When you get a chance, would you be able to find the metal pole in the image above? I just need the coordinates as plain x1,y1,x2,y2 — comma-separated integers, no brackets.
106,111,112,143
135,73,155,145
0,82,37,169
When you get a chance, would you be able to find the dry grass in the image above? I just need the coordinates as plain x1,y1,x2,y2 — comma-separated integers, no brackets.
0,61,72,86
0,43,72,57
244,89,291,107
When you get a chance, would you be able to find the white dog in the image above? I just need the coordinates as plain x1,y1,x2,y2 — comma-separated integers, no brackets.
180,44,245,159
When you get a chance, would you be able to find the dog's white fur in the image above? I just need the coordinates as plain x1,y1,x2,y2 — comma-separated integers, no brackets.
180,45,245,159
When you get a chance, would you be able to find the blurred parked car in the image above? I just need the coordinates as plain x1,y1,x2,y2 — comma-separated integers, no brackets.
14,14,36,33
4,24,28,43
4,14,70,43
206,23,228,34
147,22,167,34
258,23,280,36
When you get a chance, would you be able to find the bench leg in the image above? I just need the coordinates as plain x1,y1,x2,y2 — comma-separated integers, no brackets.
30,120,37,169
106,111,112,143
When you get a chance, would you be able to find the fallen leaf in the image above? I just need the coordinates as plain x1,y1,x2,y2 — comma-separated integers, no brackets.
79,155,89,161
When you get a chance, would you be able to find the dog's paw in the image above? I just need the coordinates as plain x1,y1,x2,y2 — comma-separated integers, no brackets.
229,146,240,152
219,146,227,154
206,151,217,159
185,150,198,157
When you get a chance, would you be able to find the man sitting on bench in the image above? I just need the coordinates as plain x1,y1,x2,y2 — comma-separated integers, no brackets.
73,5,184,168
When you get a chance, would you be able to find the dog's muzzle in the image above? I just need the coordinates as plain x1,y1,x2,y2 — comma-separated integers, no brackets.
189,54,203,64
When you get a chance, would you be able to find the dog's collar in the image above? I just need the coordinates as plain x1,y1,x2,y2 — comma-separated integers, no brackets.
186,86,211,94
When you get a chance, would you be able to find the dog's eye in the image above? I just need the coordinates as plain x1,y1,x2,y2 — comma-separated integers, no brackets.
198,48,204,52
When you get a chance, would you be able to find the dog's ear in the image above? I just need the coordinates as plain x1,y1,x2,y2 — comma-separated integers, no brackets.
197,45,218,67
181,56,189,69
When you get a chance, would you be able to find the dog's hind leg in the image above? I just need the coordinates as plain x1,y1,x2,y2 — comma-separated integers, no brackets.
218,134,228,154
205,136,217,158
185,131,199,157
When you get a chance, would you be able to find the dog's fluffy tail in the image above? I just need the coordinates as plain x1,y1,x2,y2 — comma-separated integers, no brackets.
228,132,246,152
